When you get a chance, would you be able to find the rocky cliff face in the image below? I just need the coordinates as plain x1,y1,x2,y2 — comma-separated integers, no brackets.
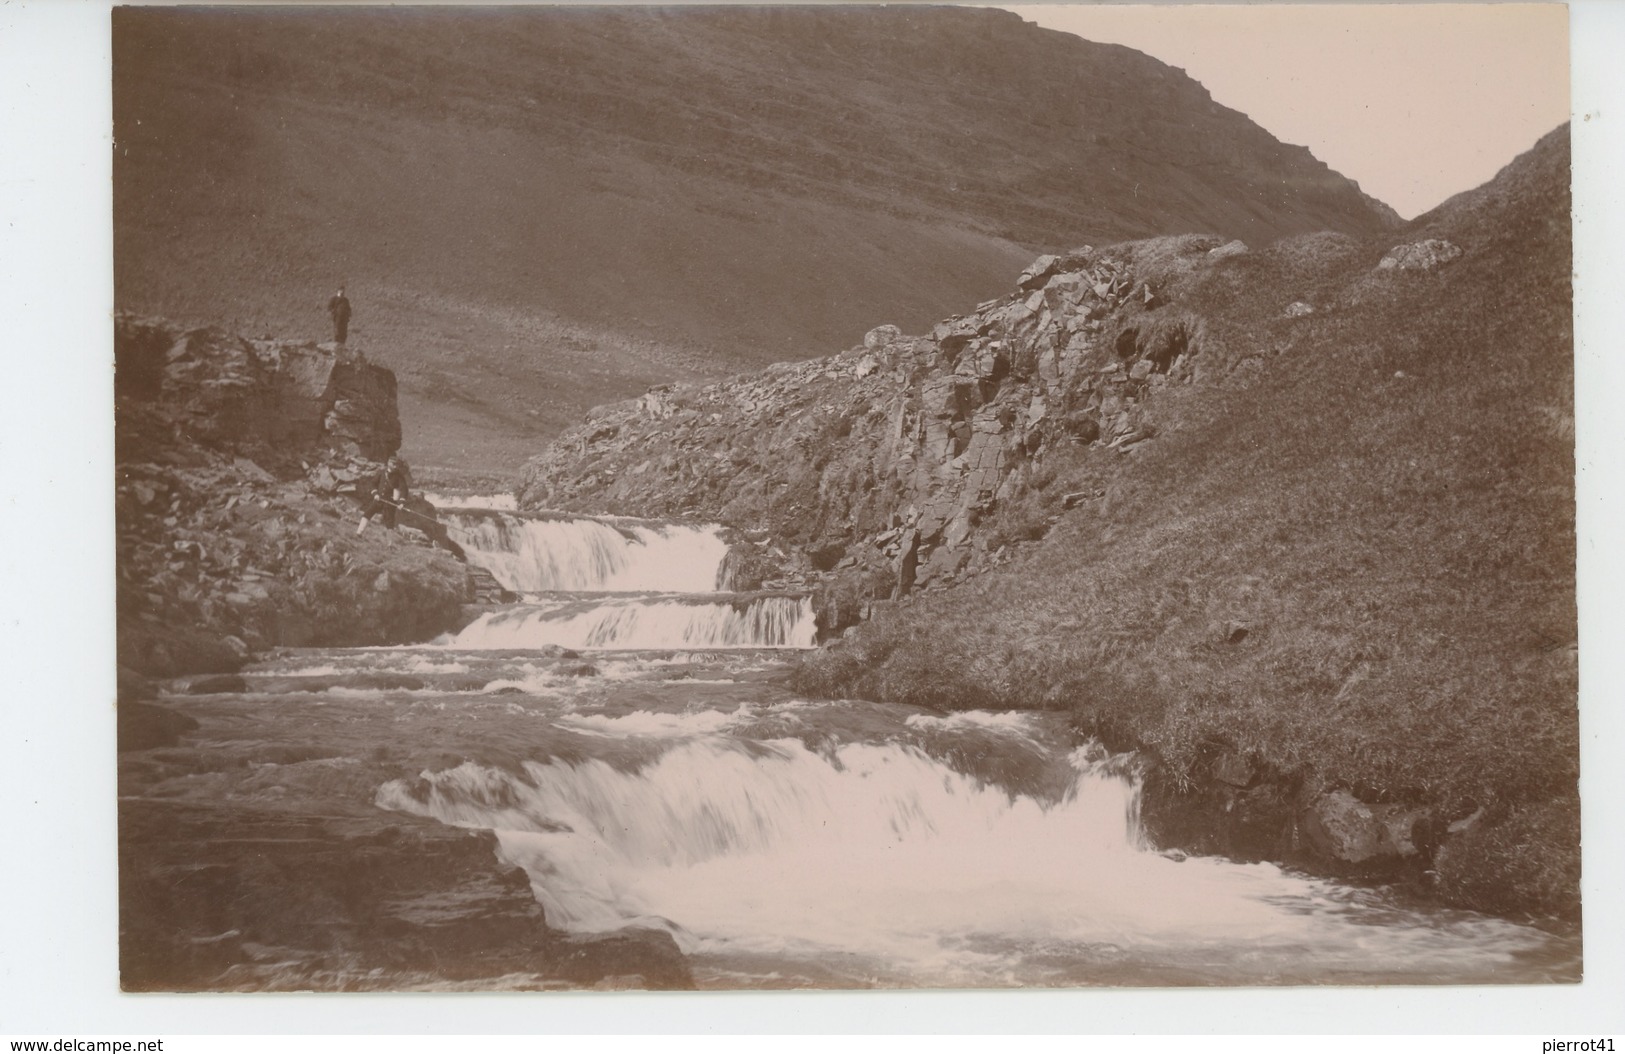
117,317,401,464
116,314,472,676
517,235,1230,629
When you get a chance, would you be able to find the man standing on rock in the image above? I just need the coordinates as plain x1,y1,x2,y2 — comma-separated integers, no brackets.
327,285,352,345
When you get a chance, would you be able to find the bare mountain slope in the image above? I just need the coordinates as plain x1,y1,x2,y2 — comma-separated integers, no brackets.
114,5,1398,473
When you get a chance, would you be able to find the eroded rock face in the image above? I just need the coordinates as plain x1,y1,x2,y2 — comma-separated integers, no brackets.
1376,238,1463,272
116,314,473,676
1301,789,1429,866
115,452,474,675
517,238,1225,606
118,685,698,991
119,315,402,463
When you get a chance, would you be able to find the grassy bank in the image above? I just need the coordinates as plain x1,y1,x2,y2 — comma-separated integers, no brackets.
795,127,1577,918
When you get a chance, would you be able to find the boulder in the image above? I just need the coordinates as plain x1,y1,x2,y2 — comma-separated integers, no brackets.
1284,301,1315,317
863,324,902,350
1376,238,1463,272
920,542,969,582
1301,790,1428,865
1017,254,1062,291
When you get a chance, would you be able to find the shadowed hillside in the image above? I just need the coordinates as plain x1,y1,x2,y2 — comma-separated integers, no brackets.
114,5,1397,474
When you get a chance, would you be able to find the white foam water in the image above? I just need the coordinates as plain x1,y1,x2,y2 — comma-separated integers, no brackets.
444,513,729,594
451,596,817,650
375,713,1572,987
421,491,518,511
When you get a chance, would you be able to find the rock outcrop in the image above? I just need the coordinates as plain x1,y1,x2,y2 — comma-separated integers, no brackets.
1376,238,1463,272
519,236,1227,627
117,316,401,464
121,779,692,990
116,314,474,677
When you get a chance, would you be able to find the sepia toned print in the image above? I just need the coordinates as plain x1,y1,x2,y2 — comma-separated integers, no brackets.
112,4,1578,991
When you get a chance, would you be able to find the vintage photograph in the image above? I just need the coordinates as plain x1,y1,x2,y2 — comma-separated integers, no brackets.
109,2,1578,992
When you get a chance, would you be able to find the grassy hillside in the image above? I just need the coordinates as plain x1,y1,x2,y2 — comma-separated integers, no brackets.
796,126,1576,917
113,5,1396,475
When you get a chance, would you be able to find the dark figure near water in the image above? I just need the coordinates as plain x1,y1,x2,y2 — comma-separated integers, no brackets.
328,286,351,345
360,454,412,530
355,454,467,559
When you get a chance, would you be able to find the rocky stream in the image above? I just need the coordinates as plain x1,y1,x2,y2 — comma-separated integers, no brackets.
120,500,1580,990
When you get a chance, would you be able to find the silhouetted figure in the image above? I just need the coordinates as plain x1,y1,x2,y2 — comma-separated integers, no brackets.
359,454,412,530
328,286,352,345
354,457,467,559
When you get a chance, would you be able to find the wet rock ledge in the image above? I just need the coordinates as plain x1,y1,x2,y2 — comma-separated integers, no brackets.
118,671,693,992
119,801,691,991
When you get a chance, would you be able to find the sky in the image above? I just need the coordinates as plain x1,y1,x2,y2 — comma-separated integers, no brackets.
1004,3,1570,219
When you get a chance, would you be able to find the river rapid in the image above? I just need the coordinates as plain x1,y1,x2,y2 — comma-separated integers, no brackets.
158,505,1580,989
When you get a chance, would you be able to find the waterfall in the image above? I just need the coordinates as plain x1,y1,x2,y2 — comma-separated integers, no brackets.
443,511,729,594
377,736,1157,943
374,707,1572,987
451,595,817,650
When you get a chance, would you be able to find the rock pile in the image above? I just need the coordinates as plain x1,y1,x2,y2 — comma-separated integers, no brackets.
518,237,1227,626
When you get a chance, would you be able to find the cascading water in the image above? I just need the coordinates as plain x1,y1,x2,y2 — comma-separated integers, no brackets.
444,511,730,594
439,505,806,650
451,595,817,650
371,693,1577,988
